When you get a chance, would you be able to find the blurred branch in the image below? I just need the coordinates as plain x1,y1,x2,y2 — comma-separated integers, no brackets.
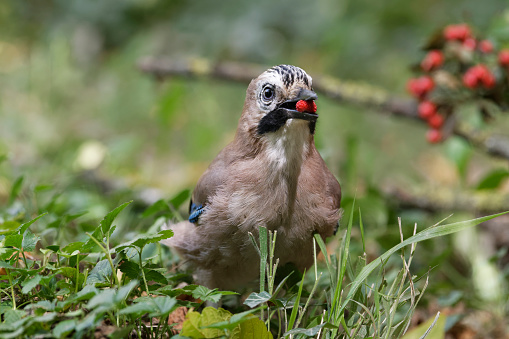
138,57,509,162
384,184,509,213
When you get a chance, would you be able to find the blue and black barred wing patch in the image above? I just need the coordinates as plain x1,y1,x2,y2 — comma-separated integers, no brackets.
188,201,205,223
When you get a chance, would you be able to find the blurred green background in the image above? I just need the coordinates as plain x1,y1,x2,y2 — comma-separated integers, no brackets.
1,0,509,334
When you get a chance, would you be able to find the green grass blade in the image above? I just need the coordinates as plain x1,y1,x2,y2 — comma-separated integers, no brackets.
259,226,268,293
359,208,366,254
331,199,355,322
286,269,306,335
338,211,509,316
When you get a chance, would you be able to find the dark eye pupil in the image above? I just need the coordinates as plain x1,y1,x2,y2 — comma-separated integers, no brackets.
263,87,274,100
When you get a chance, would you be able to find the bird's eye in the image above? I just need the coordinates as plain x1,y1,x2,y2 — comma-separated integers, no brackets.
262,86,275,102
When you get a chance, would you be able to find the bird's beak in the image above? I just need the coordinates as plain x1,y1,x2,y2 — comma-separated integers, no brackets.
277,89,318,122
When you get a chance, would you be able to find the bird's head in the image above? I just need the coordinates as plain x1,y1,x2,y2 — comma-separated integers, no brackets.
240,65,318,136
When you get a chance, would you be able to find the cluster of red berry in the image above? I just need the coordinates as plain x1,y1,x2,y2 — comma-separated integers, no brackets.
407,23,509,144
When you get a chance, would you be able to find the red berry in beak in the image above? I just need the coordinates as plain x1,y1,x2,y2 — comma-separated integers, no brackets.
296,100,317,113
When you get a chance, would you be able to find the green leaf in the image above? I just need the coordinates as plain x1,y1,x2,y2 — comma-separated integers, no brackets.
115,229,174,252
476,169,509,190
446,137,472,180
3,309,24,323
87,289,116,309
401,313,445,339
206,309,261,331
244,291,271,308
118,302,154,316
9,176,24,204
86,259,112,285
149,296,178,317
26,300,56,311
233,316,273,339
181,307,232,338
81,202,132,252
17,213,47,235
33,312,57,323
114,280,138,303
142,199,169,218
21,275,42,294
100,201,132,234
72,285,99,302
4,234,23,249
284,323,338,336
118,260,140,280
190,285,237,303
61,242,85,255
53,319,77,338
144,268,168,285
21,231,40,252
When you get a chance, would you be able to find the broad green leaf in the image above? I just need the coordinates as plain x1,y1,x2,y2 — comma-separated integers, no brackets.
181,307,232,338
114,280,138,303
118,260,140,280
33,312,57,323
194,285,237,303
21,231,40,252
4,234,23,248
118,301,154,316
25,300,56,311
476,169,509,190
142,199,169,218
86,259,111,285
169,188,191,209
206,309,260,331
87,289,116,309
339,211,509,317
446,137,472,180
181,310,206,338
53,319,77,338
21,275,42,294
71,285,99,302
144,268,168,285
3,309,24,323
75,311,101,333
233,316,273,339
244,291,271,308
149,296,178,317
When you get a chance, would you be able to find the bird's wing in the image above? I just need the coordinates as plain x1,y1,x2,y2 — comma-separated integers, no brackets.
188,146,231,223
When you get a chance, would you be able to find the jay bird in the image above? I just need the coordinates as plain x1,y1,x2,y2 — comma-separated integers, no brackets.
165,65,341,290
